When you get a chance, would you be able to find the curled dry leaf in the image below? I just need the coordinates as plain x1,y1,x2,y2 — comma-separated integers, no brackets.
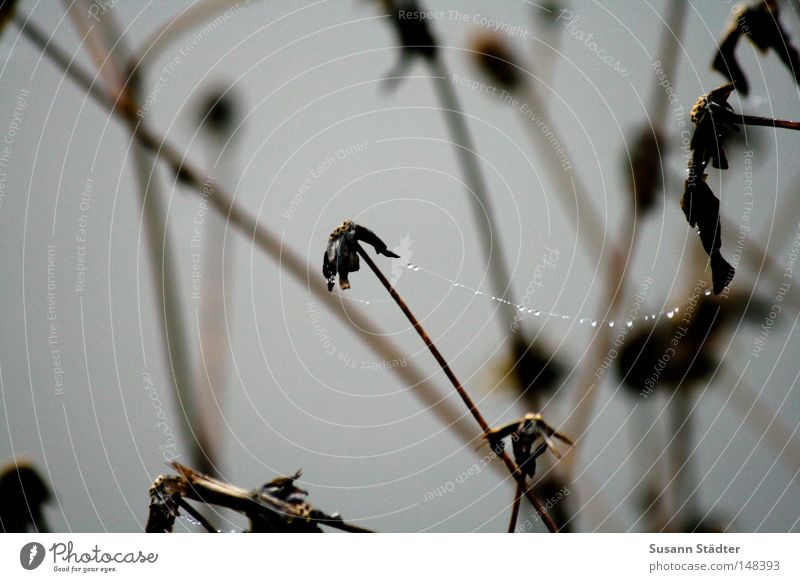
681,171,735,294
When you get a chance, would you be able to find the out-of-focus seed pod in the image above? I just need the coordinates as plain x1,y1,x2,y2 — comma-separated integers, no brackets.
198,88,240,138
509,337,563,409
471,33,524,93
0,461,51,532
626,127,664,215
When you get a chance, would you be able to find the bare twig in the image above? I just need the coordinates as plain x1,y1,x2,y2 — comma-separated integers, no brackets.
507,480,523,533
564,1,686,476
148,463,372,533
177,498,218,533
14,13,498,474
355,243,559,532
429,59,516,332
59,5,213,474
735,114,800,131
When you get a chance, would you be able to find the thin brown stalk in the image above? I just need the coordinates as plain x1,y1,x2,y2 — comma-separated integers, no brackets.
649,0,687,126
14,14,497,474
736,114,800,131
59,5,213,474
667,390,696,529
517,84,613,261
719,214,800,313
62,0,126,103
508,82,631,478
563,2,686,476
429,59,516,332
724,366,800,471
356,244,559,533
507,480,523,533
177,498,218,533
125,0,252,77
312,519,373,534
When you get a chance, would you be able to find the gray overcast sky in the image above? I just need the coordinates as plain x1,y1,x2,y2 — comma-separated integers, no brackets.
0,0,798,532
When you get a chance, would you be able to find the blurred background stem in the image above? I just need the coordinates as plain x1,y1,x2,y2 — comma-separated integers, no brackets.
63,1,212,474
356,243,559,532
429,59,517,334
15,10,514,481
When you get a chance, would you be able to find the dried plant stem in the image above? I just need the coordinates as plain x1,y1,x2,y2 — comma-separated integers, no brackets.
430,59,516,331
649,0,687,126
14,14,498,473
356,244,558,533
507,480,524,533
518,85,614,263
735,114,800,132
59,7,211,473
177,499,218,533
719,215,800,313
314,519,374,534
511,83,633,476
667,390,696,528
558,206,637,481
724,365,800,471
639,3,690,525
562,1,686,477
126,0,245,74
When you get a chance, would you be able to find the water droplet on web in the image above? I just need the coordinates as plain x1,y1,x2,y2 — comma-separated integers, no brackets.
346,254,707,336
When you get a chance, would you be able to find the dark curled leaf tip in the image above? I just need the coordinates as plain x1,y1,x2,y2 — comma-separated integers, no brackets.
322,220,399,291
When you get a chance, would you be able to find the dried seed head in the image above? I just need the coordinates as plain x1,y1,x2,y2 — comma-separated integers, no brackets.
0,0,19,37
626,127,664,214
382,0,438,60
690,83,738,171
322,221,400,291
198,88,240,137
506,337,563,409
485,413,573,478
329,220,354,239
0,460,51,532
